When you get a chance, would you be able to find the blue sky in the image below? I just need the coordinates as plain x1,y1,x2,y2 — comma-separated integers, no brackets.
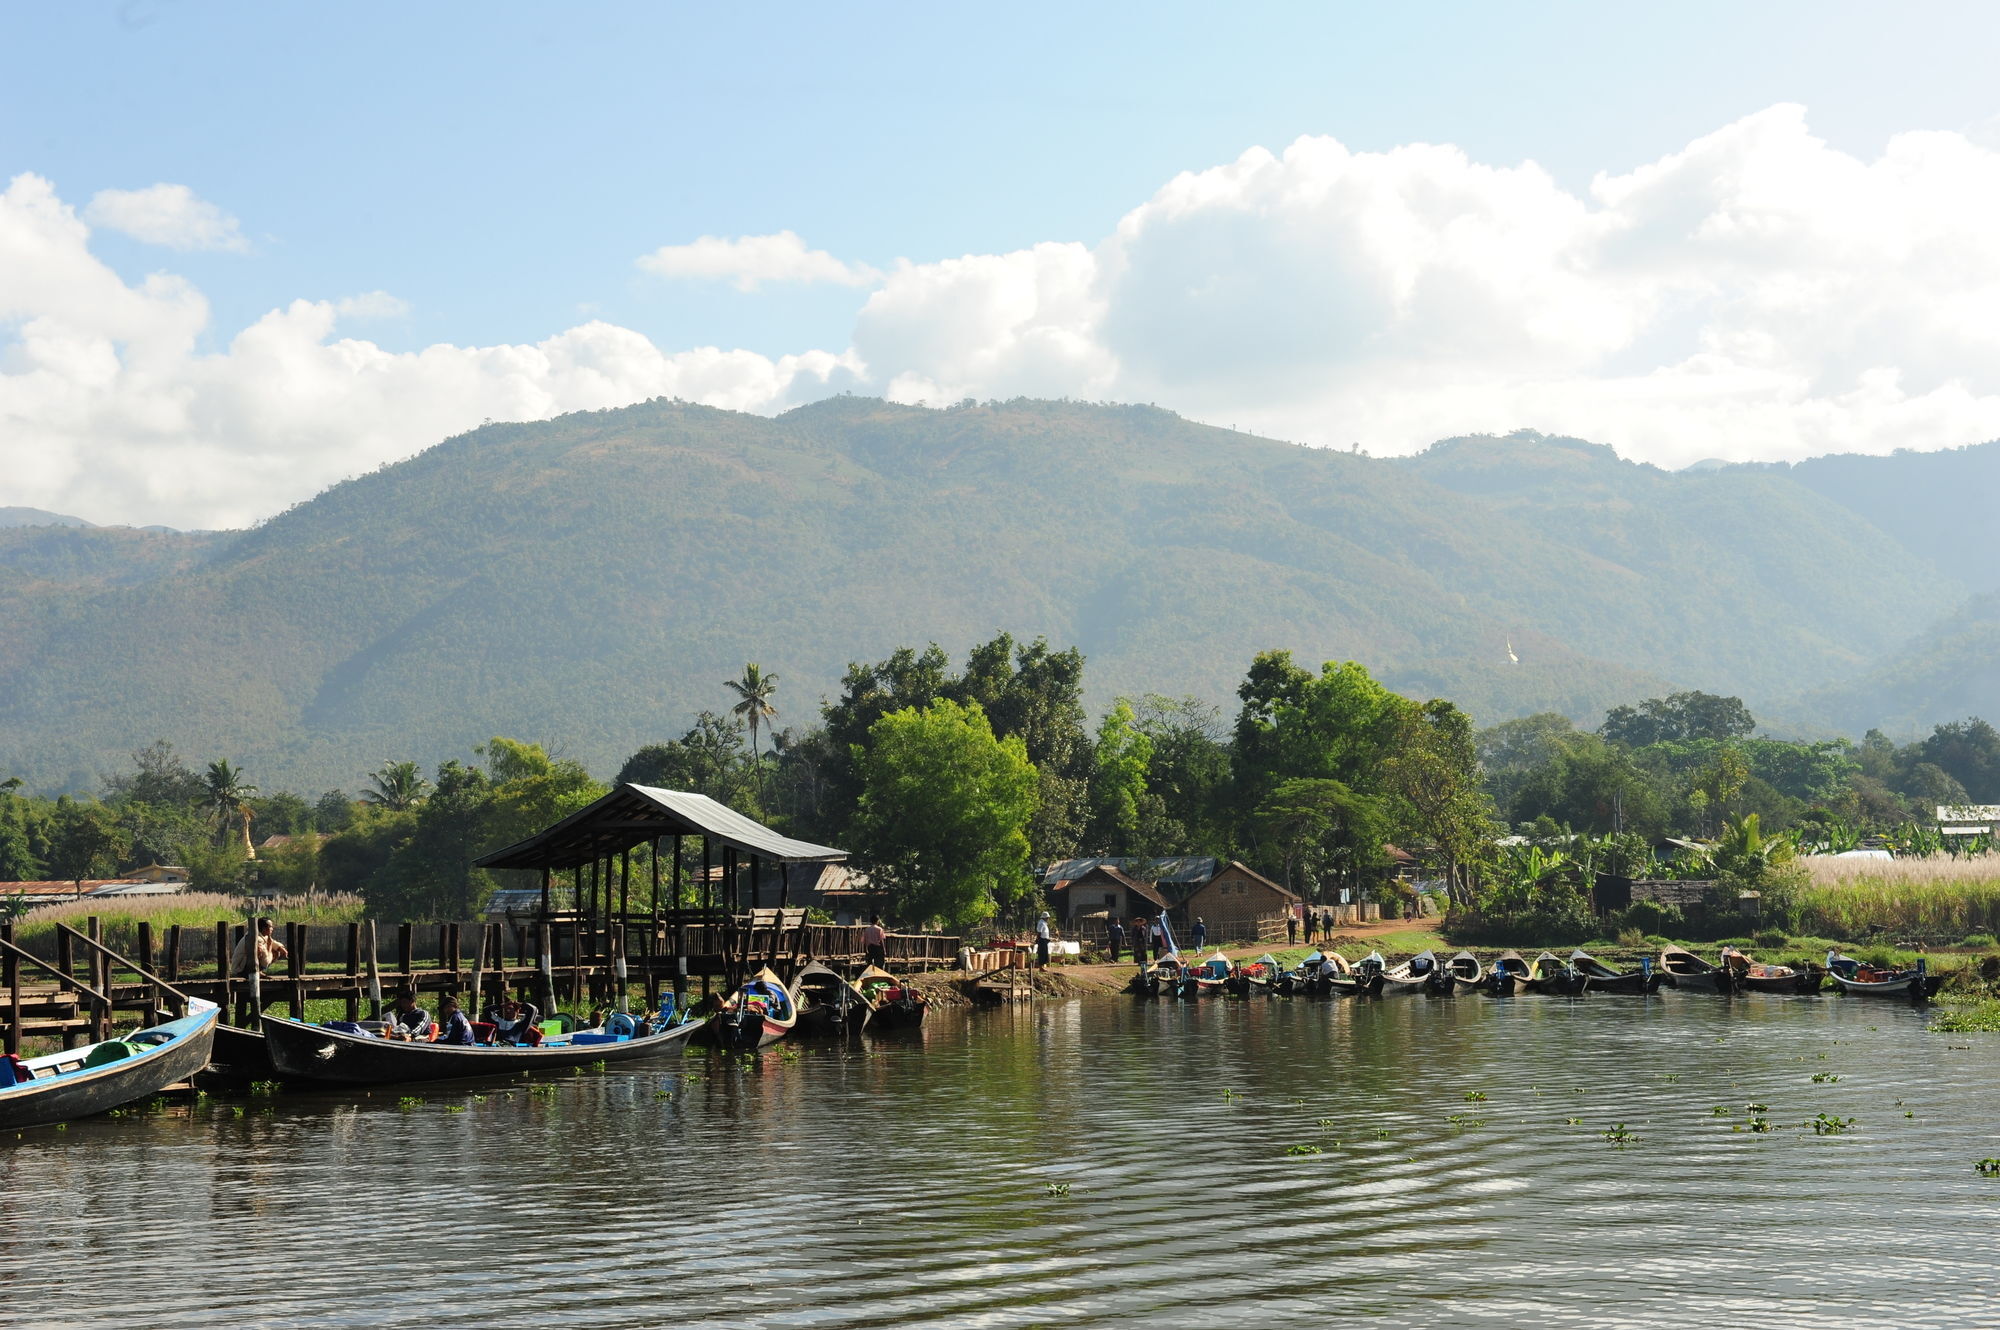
6,2,2000,525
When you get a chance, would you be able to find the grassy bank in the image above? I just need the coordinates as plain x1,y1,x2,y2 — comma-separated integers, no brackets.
9,893,368,957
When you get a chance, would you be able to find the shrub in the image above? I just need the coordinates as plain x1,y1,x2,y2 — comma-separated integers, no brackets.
1752,928,1790,950
1962,933,1997,950
1618,900,1683,937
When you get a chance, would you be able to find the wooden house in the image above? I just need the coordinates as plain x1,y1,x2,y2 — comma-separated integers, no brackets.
1173,861,1300,939
1047,864,1168,930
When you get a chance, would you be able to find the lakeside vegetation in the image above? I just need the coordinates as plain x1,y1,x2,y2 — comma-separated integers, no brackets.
3,628,1998,942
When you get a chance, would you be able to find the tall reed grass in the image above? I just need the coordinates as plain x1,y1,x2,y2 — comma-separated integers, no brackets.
1795,854,2000,939
7,893,367,960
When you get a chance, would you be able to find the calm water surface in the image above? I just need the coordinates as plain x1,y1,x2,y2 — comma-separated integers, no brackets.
6,994,1999,1328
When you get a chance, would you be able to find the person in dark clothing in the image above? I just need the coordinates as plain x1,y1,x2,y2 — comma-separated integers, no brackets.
861,915,888,968
385,990,433,1041
433,993,476,1046
1034,913,1053,968
1131,915,1149,967
1106,919,1126,963
1192,918,1208,949
1286,911,1298,946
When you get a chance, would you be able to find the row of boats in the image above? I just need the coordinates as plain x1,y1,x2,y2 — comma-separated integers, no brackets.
1132,946,1947,1002
0,962,929,1132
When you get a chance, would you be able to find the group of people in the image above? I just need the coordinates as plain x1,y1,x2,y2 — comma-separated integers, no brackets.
1097,910,1203,966
1284,906,1347,947
368,990,548,1045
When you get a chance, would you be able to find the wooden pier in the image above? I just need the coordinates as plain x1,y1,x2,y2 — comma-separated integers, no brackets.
0,911,960,1053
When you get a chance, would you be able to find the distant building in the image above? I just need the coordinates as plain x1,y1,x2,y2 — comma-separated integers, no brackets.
1039,856,1299,940
0,875,189,905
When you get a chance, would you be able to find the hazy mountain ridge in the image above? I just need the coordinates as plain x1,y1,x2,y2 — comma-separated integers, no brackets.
0,399,1987,793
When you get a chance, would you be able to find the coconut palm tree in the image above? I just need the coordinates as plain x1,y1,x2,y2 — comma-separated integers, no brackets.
724,663,779,788
203,760,258,852
362,760,429,812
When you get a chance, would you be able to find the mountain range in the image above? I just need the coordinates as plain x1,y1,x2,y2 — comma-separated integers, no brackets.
0,396,1993,794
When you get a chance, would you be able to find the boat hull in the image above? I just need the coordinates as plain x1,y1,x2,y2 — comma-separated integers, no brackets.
1828,972,1944,1000
0,1006,217,1130
263,1014,699,1084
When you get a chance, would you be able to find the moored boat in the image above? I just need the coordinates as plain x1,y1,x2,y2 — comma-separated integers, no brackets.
263,1007,698,1084
855,965,927,1026
1659,944,1734,993
1524,950,1580,995
701,967,799,1050
1721,947,1822,995
792,961,873,1037
1327,951,1384,997
1824,951,1943,1000
1430,950,1484,996
1485,950,1531,996
1568,949,1662,994
1379,950,1436,997
0,1001,218,1130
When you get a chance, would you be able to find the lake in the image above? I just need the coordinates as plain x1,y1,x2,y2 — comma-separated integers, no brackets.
4,993,1997,1328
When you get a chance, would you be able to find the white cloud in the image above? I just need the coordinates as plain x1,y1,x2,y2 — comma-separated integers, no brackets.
636,230,879,291
12,107,2000,528
83,182,248,252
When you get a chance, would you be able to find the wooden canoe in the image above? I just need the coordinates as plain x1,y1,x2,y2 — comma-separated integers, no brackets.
1378,951,1434,997
699,968,799,1049
854,964,929,1028
1659,944,1734,993
1326,951,1385,997
1721,947,1822,995
1568,949,1662,995
1433,950,1484,996
1824,952,1943,1000
792,961,873,1037
1485,950,1532,995
1524,951,1580,995
0,1001,218,1130
263,1010,700,1084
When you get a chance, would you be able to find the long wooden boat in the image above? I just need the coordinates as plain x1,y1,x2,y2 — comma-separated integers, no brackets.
1721,947,1822,995
1659,944,1734,993
701,968,799,1049
1485,950,1532,996
0,1001,218,1130
1568,949,1663,995
1225,954,1282,997
1824,952,1944,1000
856,964,929,1027
793,961,873,1037
1524,950,1580,995
1326,951,1384,997
1431,950,1484,996
263,1009,699,1084
1126,965,1162,998
1378,951,1435,997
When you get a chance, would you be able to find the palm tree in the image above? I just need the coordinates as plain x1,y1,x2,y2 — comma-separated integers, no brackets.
203,760,258,853
724,664,779,793
362,760,429,812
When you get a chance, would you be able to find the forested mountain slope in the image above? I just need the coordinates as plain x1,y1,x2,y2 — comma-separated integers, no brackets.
0,398,1976,792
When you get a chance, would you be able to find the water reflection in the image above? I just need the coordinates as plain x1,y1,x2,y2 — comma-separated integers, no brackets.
3,994,1996,1328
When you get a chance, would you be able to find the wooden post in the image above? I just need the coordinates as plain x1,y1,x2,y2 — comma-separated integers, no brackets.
397,923,413,993
491,923,507,1002
245,915,262,1032
216,920,233,1028
87,915,107,1043
672,835,683,910
166,924,182,985
539,865,551,920
469,924,488,1016
345,923,362,1021
701,837,712,911
443,921,458,992
2,923,18,1056
137,921,157,1027
570,918,584,1009
572,864,583,921
287,922,307,1019
619,846,632,930
365,920,383,1019
537,922,555,1014
612,925,629,1015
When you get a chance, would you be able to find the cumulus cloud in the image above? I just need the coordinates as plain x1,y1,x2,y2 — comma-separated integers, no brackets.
0,175,860,527
83,182,248,252
10,108,2000,528
637,230,880,291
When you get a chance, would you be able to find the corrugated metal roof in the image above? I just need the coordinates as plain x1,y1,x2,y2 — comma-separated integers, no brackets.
1040,856,1218,887
474,783,847,871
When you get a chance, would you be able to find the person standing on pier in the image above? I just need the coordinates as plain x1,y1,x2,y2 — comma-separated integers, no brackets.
229,917,289,1025
1106,918,1126,963
861,915,888,968
1034,912,1052,968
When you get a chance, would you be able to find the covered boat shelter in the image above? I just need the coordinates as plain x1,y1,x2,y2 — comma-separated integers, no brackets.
474,783,847,922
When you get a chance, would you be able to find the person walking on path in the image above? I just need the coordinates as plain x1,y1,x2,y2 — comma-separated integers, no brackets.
1034,912,1052,969
861,915,888,968
1192,917,1208,950
1107,918,1126,964
229,917,288,1025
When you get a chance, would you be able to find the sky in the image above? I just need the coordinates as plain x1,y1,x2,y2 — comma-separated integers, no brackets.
6,1,2000,528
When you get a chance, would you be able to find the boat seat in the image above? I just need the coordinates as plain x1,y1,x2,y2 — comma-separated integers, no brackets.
127,1029,174,1047
82,1040,137,1068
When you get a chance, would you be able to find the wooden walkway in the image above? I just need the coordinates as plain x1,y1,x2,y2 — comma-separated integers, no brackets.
1,911,961,1052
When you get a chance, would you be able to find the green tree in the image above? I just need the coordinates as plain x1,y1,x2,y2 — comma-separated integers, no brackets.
1252,777,1390,899
1129,694,1233,855
361,760,430,812
849,699,1040,929
44,797,126,880
202,760,258,850
1089,698,1153,854
1600,691,1756,748
724,663,780,787
101,740,206,812
1384,700,1493,904
617,712,756,807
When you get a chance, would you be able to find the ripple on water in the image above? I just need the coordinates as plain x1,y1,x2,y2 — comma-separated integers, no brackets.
1,995,1996,1328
